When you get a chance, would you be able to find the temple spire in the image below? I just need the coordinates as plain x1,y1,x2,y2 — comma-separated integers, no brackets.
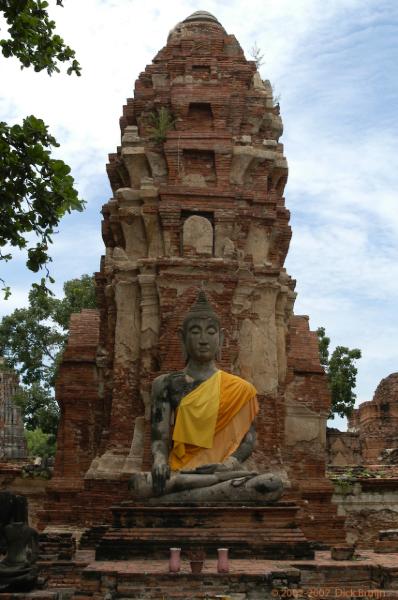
183,10,220,24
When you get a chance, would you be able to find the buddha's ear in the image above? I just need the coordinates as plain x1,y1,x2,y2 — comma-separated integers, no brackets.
217,328,225,361
178,328,188,362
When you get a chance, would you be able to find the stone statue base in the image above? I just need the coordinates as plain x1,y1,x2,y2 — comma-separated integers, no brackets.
0,564,38,593
96,502,314,561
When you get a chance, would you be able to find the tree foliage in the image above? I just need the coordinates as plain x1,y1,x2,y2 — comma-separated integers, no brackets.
0,0,81,75
25,427,56,459
147,107,176,144
0,274,96,434
250,41,265,69
0,1,83,297
249,42,281,107
14,383,59,433
52,273,96,329
0,116,84,285
317,327,362,419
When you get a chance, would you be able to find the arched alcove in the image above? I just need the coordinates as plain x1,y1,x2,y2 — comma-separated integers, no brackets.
182,215,213,256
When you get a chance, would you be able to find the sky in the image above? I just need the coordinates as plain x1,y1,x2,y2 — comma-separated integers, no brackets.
1,0,398,430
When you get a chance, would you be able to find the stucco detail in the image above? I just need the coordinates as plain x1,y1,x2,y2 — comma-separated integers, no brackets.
234,283,279,396
122,147,150,188
119,211,148,260
245,223,270,266
146,151,168,181
285,402,327,446
214,218,237,258
122,416,146,473
114,277,141,362
85,451,127,480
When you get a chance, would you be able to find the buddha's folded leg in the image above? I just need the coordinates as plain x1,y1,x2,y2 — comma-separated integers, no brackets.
215,470,257,482
129,472,221,497
147,473,284,504
170,473,221,491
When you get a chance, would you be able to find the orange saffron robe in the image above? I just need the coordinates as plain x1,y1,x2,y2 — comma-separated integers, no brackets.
169,370,258,471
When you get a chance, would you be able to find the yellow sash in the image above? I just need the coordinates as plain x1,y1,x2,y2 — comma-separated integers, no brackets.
169,370,258,470
172,371,221,459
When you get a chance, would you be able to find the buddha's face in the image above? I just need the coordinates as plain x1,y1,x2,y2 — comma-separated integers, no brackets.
182,317,221,363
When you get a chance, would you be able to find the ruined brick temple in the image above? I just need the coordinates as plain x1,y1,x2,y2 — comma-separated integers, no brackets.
328,372,398,467
349,373,398,463
0,358,26,460
42,11,344,544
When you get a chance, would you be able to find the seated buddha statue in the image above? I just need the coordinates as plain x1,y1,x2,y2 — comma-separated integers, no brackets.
0,493,38,593
130,290,283,504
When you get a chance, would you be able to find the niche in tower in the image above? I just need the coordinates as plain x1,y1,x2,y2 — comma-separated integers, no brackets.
182,211,214,257
182,149,216,186
192,64,211,81
187,102,213,130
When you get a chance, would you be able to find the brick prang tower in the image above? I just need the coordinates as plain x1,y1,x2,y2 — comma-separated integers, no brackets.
0,359,27,460
47,11,344,544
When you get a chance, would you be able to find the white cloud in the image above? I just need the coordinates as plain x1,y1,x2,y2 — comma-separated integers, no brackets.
0,288,30,315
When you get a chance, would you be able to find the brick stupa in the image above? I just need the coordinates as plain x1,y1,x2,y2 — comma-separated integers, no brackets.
0,359,27,460
43,11,343,543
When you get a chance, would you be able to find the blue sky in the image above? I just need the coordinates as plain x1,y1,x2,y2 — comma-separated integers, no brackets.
1,0,398,429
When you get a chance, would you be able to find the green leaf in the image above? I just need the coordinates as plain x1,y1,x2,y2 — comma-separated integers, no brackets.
147,107,176,144
317,327,361,419
1,285,11,300
25,427,56,457
0,116,84,287
0,0,82,76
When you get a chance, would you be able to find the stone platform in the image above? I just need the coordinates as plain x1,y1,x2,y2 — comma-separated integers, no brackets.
95,502,315,561
74,551,398,599
1,550,398,598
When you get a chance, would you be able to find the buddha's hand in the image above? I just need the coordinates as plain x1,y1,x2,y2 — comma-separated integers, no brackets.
193,457,242,474
189,463,220,474
152,460,170,496
221,456,242,471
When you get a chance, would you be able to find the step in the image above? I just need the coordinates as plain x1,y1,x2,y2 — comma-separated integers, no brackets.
96,526,314,560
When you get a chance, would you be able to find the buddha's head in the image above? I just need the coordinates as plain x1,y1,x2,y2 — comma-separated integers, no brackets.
181,291,223,363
